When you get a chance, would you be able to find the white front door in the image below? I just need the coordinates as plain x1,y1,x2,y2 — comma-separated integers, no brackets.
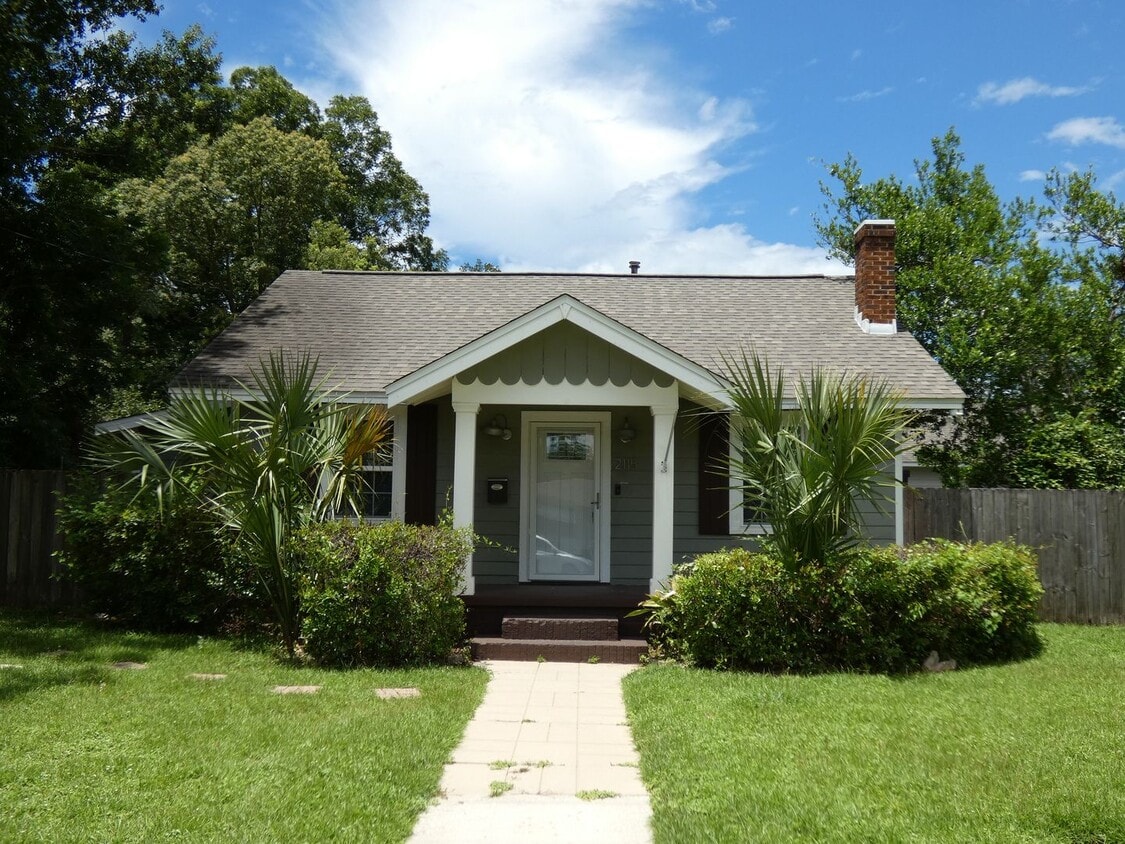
522,413,611,582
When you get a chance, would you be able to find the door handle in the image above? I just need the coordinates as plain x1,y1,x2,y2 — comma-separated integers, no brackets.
591,492,600,510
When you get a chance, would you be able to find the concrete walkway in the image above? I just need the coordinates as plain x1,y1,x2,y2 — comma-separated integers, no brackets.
409,661,652,843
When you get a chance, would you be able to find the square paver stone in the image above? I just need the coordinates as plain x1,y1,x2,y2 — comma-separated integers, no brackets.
375,687,421,699
189,673,227,680
111,661,147,670
272,685,321,694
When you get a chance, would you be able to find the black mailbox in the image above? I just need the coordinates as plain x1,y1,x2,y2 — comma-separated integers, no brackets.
486,477,509,504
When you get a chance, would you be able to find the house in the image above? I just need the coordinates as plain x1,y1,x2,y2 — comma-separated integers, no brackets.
175,220,964,636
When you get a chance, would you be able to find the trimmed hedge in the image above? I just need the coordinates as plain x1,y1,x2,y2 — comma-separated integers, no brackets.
56,473,255,631
642,540,1044,672
290,519,472,667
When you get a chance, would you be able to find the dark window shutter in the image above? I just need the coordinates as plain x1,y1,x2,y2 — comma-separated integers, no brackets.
698,413,730,536
405,403,438,526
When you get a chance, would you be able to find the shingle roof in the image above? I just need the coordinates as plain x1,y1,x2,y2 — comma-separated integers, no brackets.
175,270,965,404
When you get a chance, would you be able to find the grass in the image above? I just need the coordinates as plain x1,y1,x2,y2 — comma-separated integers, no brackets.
624,624,1125,844
489,780,513,797
0,612,487,843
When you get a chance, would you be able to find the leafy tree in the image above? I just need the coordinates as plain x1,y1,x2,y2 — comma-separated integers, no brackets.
69,26,230,180
117,117,347,353
723,351,913,566
1007,411,1125,489
2,10,448,467
1,165,165,466
1,1,161,466
94,352,389,656
221,73,448,270
0,0,158,187
302,220,389,271
459,259,502,272
816,130,1124,487
229,65,319,134
321,95,448,270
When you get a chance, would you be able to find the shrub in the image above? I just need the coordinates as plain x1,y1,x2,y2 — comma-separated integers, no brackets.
291,519,472,667
902,540,1045,664
641,541,1043,672
56,473,255,631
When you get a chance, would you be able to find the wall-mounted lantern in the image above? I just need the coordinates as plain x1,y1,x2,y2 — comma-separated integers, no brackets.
483,414,512,440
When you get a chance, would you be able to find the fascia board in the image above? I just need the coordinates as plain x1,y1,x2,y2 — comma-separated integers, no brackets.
168,385,388,405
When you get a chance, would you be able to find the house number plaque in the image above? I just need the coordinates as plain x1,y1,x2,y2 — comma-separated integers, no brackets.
613,457,638,471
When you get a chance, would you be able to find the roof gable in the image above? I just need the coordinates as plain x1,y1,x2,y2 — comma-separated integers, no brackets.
386,294,727,406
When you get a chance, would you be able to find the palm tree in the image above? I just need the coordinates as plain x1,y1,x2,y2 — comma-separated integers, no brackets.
95,352,388,656
722,351,914,567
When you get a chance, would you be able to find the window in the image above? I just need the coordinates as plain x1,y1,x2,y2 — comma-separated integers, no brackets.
735,484,773,535
728,424,773,536
360,428,394,520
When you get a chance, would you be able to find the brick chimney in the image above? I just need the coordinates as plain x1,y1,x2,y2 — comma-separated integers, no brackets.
853,219,897,334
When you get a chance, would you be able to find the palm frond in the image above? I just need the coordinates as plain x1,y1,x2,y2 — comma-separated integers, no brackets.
723,349,915,566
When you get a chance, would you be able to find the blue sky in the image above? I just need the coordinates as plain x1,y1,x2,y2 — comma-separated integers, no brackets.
131,0,1125,273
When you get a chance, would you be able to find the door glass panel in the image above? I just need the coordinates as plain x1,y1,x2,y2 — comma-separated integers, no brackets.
533,428,596,577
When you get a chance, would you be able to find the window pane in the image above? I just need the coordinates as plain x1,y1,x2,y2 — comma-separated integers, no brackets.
363,470,393,518
742,495,769,525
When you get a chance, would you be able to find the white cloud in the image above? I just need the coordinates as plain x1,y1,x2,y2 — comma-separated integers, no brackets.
707,16,733,34
975,77,1088,106
567,224,841,275
1018,169,1046,182
1106,169,1125,191
318,0,839,273
1047,116,1125,149
837,87,894,103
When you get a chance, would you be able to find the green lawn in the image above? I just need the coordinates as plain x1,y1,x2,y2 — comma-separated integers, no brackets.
624,624,1125,844
0,613,487,843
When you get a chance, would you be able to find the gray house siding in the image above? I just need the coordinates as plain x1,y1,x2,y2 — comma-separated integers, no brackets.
856,463,897,545
466,404,654,587
422,399,898,588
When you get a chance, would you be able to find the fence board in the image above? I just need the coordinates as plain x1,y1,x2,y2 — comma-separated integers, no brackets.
907,487,1125,624
1,470,78,608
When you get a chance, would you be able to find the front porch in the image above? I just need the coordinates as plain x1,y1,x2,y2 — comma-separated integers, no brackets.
383,308,736,605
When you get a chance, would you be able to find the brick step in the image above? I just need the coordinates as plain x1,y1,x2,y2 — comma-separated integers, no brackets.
470,637,648,664
501,616,619,641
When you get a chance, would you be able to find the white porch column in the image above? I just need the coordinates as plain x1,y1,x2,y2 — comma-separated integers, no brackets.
651,405,678,593
389,405,408,522
894,453,905,546
452,401,479,596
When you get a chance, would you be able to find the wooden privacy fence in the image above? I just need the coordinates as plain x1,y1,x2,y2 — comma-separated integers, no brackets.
905,488,1125,624
1,470,79,608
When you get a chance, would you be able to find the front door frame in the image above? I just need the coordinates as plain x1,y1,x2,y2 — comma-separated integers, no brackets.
519,411,612,583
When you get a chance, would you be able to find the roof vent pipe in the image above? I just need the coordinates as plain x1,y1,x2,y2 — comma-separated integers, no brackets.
628,260,640,274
